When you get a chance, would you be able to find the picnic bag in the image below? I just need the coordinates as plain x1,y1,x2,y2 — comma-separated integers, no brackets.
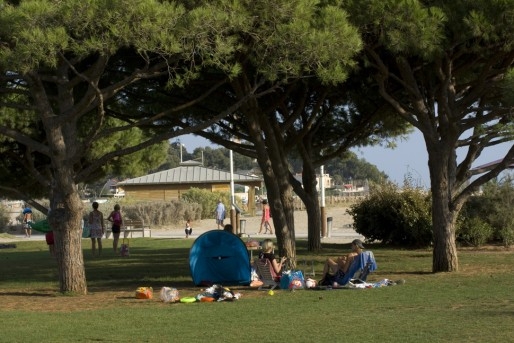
280,270,305,290
135,287,153,299
120,238,129,257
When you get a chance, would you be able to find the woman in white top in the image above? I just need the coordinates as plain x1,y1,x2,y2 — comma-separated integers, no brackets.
89,202,105,257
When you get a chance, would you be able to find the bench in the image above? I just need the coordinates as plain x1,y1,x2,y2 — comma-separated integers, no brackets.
105,219,151,238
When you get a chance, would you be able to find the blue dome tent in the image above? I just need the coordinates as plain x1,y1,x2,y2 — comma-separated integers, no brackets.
189,230,251,286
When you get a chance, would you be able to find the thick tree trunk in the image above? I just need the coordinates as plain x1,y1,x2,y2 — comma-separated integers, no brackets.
36,71,88,293
429,150,459,272
432,208,459,272
243,108,297,265
273,187,297,266
261,163,297,267
230,77,298,265
47,167,88,294
49,206,87,294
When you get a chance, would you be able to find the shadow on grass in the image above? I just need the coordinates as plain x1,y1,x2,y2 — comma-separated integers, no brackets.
84,241,257,292
374,270,433,276
0,292,55,297
2,238,442,294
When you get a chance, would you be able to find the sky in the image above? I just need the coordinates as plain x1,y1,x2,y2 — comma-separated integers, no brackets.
353,130,510,187
176,131,513,186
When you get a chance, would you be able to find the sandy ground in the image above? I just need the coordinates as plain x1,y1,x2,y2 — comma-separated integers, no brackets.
0,206,362,244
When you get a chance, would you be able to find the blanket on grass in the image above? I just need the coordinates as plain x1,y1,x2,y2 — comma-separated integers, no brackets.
314,278,405,290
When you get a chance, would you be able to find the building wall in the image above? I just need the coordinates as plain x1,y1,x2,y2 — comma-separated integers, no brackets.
121,183,231,201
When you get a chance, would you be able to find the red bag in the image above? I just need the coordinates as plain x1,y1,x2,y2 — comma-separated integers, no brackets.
135,287,153,299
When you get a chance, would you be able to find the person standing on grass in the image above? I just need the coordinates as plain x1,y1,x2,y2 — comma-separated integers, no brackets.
89,202,105,257
185,219,193,238
214,199,226,229
107,204,123,254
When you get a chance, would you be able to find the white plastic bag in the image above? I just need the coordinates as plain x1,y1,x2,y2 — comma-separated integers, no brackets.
160,287,180,303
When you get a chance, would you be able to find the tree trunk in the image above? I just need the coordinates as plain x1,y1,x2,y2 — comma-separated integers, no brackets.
429,150,459,272
230,77,299,265
292,160,322,251
305,198,321,251
49,206,87,294
259,155,297,267
242,107,297,265
46,160,88,294
36,70,88,293
273,184,297,267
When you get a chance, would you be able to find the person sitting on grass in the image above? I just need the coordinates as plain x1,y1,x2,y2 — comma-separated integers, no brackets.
258,239,287,281
319,239,364,286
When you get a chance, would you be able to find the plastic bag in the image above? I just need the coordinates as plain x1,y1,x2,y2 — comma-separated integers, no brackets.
280,270,305,290
160,287,180,303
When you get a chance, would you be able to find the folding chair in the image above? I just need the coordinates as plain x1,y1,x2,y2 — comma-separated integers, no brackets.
338,250,377,286
254,258,280,290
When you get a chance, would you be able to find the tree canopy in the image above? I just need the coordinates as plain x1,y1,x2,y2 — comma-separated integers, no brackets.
343,0,514,271
0,0,261,293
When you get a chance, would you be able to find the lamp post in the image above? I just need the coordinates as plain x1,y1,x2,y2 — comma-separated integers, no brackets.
229,148,237,233
176,139,185,164
320,165,327,238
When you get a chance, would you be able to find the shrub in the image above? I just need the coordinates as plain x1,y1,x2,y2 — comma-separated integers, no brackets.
457,217,494,247
499,224,514,248
120,200,202,227
347,183,432,247
180,188,230,219
0,206,10,233
460,174,514,246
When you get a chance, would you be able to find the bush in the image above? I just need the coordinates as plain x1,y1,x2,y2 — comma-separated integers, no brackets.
100,188,231,227
457,217,493,247
180,188,230,220
498,224,514,248
347,183,432,247
460,174,514,246
120,200,202,227
0,206,10,233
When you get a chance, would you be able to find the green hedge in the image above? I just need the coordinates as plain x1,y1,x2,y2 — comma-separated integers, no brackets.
347,183,432,247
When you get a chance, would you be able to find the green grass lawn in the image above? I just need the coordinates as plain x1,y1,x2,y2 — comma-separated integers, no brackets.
1,238,513,343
